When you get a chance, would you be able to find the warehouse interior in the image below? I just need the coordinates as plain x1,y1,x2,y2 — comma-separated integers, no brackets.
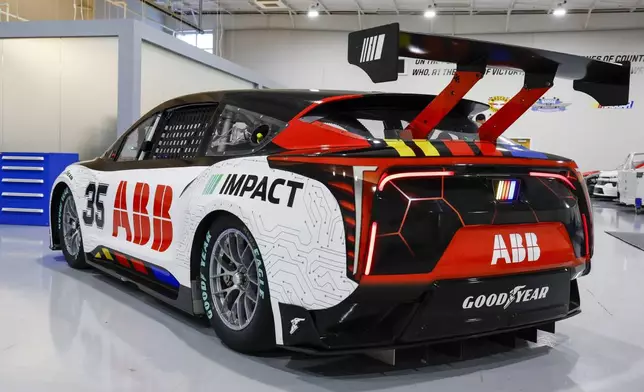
1,1,644,391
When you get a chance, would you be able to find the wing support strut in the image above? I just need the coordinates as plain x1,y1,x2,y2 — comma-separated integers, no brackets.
479,72,554,143
406,67,485,139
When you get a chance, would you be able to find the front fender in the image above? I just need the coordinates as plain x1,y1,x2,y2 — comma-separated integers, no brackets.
48,164,98,249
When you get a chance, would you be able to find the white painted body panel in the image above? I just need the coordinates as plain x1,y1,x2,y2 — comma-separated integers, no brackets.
50,157,359,344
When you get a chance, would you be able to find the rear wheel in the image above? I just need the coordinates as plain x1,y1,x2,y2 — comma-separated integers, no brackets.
58,188,89,269
199,215,274,353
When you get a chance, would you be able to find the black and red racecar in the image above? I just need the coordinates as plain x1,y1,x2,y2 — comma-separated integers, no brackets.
49,23,629,356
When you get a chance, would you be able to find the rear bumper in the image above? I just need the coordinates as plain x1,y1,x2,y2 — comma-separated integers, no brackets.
284,312,579,356
278,267,586,354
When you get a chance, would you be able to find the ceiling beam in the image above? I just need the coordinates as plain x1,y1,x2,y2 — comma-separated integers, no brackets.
281,0,297,27
141,0,202,31
505,0,516,32
212,0,232,16
280,0,297,13
317,0,332,15
547,0,559,15
585,0,597,29
354,0,364,14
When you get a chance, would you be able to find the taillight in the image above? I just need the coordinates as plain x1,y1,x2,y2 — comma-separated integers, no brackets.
581,213,590,259
378,171,454,191
364,222,378,275
529,171,576,190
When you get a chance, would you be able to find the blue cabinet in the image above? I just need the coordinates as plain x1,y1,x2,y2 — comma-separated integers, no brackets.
0,152,79,226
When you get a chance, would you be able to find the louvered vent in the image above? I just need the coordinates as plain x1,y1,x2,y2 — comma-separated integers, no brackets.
151,105,217,160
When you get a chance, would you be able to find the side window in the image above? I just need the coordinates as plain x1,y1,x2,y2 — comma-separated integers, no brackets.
206,104,286,156
115,114,160,162
150,104,218,160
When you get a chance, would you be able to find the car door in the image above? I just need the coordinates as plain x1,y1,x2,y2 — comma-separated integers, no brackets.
618,155,631,202
621,154,637,203
77,113,160,261
85,103,219,291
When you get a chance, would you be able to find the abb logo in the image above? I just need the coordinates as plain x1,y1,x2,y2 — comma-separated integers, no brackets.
112,181,173,252
491,233,540,265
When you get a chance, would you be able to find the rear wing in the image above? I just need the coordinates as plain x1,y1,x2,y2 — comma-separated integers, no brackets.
348,23,631,142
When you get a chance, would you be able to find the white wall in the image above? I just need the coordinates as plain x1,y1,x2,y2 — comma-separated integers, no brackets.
140,43,255,115
223,28,644,172
0,37,118,160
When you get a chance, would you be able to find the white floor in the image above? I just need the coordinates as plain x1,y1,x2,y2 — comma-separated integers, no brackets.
1,200,644,391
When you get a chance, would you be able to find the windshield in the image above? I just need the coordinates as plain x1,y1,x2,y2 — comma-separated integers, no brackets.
298,94,517,144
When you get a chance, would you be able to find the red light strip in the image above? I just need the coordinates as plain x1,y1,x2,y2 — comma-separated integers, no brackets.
364,222,378,275
582,213,590,258
529,171,576,190
378,171,454,191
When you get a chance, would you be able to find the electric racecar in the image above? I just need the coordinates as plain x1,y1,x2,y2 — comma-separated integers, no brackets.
49,24,630,355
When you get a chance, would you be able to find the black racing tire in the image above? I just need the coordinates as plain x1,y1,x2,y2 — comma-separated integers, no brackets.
58,187,90,269
199,214,275,353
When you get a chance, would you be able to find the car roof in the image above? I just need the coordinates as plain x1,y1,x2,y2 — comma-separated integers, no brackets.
143,89,488,123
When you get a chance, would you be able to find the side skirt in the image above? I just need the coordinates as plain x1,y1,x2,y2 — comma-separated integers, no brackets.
86,258,197,315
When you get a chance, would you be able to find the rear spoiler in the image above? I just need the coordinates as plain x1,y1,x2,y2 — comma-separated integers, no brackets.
348,23,631,142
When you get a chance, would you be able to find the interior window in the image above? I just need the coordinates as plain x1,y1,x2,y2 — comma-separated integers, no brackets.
116,115,159,162
206,104,285,156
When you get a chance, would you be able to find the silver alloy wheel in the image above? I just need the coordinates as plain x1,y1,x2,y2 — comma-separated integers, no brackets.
62,196,81,258
209,228,260,331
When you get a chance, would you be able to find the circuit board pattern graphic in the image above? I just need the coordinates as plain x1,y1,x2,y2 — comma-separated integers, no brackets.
179,157,358,310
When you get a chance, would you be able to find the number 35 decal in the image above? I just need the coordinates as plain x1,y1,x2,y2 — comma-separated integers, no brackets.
83,182,109,228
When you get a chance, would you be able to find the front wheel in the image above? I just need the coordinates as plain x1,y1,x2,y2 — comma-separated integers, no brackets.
199,215,274,353
58,188,89,269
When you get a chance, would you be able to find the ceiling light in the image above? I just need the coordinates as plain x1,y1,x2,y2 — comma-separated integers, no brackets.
424,8,437,18
553,7,566,16
308,2,319,18
553,2,566,17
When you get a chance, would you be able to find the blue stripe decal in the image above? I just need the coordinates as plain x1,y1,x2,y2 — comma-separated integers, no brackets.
150,265,180,288
502,144,548,159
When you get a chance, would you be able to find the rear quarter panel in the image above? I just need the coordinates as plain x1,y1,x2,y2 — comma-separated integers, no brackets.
179,156,358,311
